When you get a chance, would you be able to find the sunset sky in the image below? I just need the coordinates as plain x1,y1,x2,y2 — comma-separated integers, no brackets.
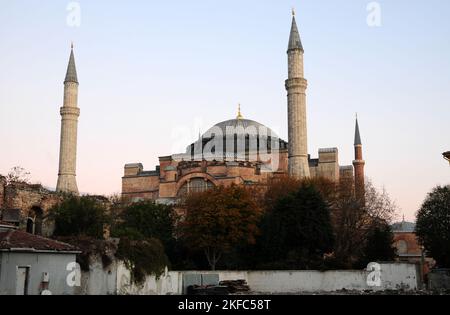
1,0,449,221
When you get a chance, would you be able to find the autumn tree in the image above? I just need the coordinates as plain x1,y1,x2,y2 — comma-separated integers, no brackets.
416,186,450,268
181,184,263,271
331,179,398,268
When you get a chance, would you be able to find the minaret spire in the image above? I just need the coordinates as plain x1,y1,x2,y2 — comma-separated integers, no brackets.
354,114,362,145
286,12,310,179
353,115,365,201
57,45,81,195
288,11,304,52
65,43,78,84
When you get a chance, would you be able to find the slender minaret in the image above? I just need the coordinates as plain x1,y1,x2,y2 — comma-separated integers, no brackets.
353,115,365,200
286,10,310,178
56,44,80,195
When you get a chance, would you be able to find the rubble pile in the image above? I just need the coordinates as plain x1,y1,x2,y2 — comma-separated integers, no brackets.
219,280,251,294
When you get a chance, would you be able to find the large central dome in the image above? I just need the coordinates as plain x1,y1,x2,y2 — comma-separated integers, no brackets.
204,118,281,138
185,117,288,158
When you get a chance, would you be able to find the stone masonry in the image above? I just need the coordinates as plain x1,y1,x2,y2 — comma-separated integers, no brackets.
56,45,80,195
286,13,310,179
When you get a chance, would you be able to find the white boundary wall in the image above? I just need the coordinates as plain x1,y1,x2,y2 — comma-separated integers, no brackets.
80,262,420,295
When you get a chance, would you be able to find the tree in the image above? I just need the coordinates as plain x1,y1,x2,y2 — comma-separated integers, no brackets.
51,195,110,239
416,186,450,268
6,166,30,185
331,179,398,268
358,221,396,267
112,201,177,246
116,237,169,284
181,184,263,270
258,182,334,269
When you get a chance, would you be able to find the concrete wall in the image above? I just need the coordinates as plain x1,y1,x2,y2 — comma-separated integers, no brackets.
0,252,77,295
428,269,450,290
116,263,182,295
247,263,419,293
76,257,118,295
178,264,419,294
75,262,420,295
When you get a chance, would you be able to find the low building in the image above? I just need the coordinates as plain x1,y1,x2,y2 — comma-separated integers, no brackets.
0,224,80,295
392,220,435,276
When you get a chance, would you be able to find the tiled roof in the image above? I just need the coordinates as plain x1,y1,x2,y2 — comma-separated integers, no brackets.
392,221,416,233
0,230,79,253
0,221,15,227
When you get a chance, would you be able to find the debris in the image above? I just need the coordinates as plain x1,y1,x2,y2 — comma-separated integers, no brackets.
219,280,251,294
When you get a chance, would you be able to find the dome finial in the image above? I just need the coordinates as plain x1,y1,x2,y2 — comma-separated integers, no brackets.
237,103,244,120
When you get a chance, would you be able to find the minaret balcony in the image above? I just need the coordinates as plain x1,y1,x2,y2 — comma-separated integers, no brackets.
60,107,80,117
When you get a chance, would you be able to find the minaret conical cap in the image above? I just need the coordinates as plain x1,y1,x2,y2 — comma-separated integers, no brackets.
64,44,78,84
288,15,304,52
355,116,362,146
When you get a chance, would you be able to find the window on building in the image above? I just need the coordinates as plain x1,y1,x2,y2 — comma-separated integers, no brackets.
178,178,214,197
396,240,408,255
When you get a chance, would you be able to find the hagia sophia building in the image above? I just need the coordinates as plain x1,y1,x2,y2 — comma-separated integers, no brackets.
51,13,365,204
120,13,366,204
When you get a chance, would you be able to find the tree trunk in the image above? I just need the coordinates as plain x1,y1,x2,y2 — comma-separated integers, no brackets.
205,248,221,271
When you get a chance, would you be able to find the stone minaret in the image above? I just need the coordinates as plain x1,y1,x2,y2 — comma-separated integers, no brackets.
286,12,310,178
353,116,365,200
56,44,80,195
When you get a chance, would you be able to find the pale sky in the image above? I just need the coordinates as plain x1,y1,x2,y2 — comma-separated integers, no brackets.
1,0,449,221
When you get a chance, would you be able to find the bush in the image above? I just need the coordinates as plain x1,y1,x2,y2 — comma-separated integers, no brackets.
51,195,110,239
116,238,169,284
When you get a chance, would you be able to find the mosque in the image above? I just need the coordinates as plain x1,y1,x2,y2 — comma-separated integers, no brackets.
119,13,366,204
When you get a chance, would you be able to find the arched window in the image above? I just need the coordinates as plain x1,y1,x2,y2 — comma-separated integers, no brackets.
178,178,214,197
26,218,34,234
27,207,44,236
396,240,408,255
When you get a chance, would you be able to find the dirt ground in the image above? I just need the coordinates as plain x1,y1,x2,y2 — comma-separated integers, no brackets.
238,289,450,295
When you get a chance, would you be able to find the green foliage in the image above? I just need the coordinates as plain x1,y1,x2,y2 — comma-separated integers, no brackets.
357,222,396,267
112,201,176,246
111,201,176,283
51,195,110,239
257,182,334,269
55,236,117,272
416,186,450,268
116,238,169,284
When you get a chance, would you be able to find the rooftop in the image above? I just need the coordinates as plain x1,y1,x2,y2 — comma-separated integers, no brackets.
391,221,416,233
0,229,79,253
